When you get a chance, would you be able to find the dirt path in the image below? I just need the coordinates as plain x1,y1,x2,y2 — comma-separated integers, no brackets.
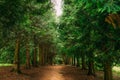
0,65,96,80
0,65,120,80
30,66,65,80
28,65,95,80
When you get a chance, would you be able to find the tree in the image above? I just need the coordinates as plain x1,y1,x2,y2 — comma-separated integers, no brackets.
60,0,120,80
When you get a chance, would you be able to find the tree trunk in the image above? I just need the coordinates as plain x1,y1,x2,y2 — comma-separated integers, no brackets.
88,61,95,76
64,56,70,65
13,38,21,73
39,44,42,65
32,35,38,67
81,55,86,70
76,56,79,67
25,43,31,69
104,62,112,80
33,47,37,67
44,46,47,65
73,54,76,66
41,45,45,65
69,57,72,65
72,56,74,66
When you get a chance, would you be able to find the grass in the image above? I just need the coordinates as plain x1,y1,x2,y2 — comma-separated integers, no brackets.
113,66,120,75
0,64,13,67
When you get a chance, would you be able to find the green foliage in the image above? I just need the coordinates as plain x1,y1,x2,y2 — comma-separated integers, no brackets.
0,47,14,63
0,0,27,28
0,0,61,66
59,0,120,73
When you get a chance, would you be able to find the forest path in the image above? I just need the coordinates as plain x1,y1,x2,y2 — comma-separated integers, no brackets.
29,65,95,80
0,65,98,80
30,65,64,80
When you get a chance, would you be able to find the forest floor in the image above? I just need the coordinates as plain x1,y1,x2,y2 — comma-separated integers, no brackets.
0,65,120,80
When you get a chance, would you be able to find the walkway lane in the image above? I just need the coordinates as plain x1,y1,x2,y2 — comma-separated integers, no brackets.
30,65,96,80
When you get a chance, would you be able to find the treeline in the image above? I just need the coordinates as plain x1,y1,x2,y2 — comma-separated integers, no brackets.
0,0,58,73
58,1,120,80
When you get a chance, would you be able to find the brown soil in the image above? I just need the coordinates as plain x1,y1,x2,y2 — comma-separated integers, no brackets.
0,65,120,80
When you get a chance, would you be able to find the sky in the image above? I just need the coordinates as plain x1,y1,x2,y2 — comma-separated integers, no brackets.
51,0,63,17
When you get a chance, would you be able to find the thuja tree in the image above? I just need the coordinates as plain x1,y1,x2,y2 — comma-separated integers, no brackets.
59,0,93,69
0,0,55,72
59,0,79,66
77,0,120,80
0,0,30,73
21,0,58,67
25,0,58,66
60,0,120,80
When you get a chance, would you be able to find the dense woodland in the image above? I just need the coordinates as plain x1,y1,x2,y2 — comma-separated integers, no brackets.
0,0,120,80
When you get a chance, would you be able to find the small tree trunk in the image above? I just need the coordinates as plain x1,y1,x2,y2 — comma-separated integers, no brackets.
42,46,45,65
38,44,41,65
81,55,86,70
73,54,76,66
69,57,72,65
88,61,95,76
104,62,112,80
32,35,38,67
13,38,21,73
72,56,74,66
33,47,37,67
76,56,80,67
25,43,31,69
64,56,70,65
44,46,47,65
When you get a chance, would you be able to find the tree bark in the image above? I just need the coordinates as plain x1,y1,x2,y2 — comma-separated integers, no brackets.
72,56,74,66
25,43,31,69
33,47,37,67
104,62,112,80
32,35,38,67
76,55,80,67
13,38,21,73
41,45,45,65
44,46,47,65
87,60,95,76
81,55,86,70
73,54,76,66
39,44,42,65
